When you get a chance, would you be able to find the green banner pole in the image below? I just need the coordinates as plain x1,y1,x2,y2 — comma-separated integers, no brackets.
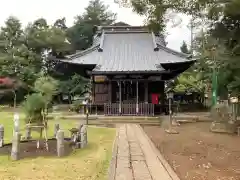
212,69,217,106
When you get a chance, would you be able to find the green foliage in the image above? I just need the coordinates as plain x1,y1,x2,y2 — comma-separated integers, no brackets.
174,72,206,93
34,75,59,103
26,18,71,56
0,0,115,104
22,76,58,125
54,18,68,30
22,93,45,124
0,16,42,87
81,0,116,25
70,100,83,113
67,0,116,51
59,74,89,103
116,0,213,32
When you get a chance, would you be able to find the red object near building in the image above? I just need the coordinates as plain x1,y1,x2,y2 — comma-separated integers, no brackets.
0,77,14,86
151,93,160,104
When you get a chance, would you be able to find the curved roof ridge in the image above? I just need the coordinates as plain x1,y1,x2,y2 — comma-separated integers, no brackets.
67,45,99,59
157,43,191,60
98,30,105,52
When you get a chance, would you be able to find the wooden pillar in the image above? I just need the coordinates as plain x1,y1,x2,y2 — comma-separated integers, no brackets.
119,81,122,114
136,81,139,114
92,76,95,103
144,81,148,103
108,80,112,103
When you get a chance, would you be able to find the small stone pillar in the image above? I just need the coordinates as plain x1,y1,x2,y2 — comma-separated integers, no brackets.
56,130,64,157
25,127,32,140
11,132,21,160
0,125,4,147
54,124,60,138
80,125,87,148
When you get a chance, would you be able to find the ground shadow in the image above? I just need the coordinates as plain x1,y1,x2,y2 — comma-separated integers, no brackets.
0,139,74,160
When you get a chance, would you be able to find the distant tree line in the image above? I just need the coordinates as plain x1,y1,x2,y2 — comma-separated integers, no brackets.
0,0,116,105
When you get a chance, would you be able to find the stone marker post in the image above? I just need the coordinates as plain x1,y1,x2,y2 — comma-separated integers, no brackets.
11,132,21,160
25,126,32,140
54,124,60,138
13,112,20,136
56,130,64,157
0,125,4,147
80,125,87,148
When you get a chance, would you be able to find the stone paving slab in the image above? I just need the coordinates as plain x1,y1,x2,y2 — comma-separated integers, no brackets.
108,124,180,180
132,161,152,180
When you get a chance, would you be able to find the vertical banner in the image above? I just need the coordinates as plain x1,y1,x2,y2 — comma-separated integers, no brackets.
212,69,218,107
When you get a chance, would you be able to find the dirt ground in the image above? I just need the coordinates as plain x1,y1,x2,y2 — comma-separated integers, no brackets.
143,122,240,180
0,139,73,159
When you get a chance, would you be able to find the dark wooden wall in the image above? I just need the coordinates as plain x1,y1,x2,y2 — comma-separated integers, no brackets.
93,81,165,105
94,82,109,104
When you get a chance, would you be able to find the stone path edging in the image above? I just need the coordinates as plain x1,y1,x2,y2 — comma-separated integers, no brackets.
136,125,180,180
108,127,119,180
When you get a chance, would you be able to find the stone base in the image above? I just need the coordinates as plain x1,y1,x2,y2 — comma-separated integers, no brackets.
210,122,236,134
75,142,81,149
165,129,179,134
11,151,20,160
81,141,87,148
73,141,88,149
22,136,32,140
172,120,180,126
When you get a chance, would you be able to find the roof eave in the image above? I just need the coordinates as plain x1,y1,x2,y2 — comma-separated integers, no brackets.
88,70,168,75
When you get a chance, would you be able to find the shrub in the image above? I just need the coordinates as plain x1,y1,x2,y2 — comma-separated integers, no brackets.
22,93,45,124
70,100,83,113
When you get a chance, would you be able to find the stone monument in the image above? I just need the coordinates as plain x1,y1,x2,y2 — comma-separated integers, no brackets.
13,112,20,136
80,125,88,148
25,126,32,140
54,124,60,138
0,125,4,147
11,132,21,160
56,130,64,157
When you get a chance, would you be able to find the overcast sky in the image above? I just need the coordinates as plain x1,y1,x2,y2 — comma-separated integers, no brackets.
1,0,191,51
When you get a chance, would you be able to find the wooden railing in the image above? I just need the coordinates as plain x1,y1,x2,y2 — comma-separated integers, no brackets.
104,103,154,116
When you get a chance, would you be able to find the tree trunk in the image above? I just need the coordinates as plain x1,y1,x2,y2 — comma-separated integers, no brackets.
68,94,72,104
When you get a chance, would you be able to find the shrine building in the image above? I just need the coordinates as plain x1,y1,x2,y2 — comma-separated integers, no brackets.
58,22,195,116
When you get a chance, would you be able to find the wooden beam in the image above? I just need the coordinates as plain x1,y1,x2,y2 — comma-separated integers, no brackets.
136,81,139,114
108,80,112,103
119,81,122,114
92,76,95,103
144,81,148,103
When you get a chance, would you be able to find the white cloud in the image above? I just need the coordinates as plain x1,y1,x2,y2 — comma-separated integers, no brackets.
1,0,190,51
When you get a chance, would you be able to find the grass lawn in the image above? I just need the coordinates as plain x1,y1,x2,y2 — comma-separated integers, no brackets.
0,111,115,180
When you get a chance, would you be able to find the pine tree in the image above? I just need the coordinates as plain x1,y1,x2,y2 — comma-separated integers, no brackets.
0,16,41,85
67,0,116,51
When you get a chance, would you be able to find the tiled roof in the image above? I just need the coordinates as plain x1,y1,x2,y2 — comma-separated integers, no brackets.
62,25,193,74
